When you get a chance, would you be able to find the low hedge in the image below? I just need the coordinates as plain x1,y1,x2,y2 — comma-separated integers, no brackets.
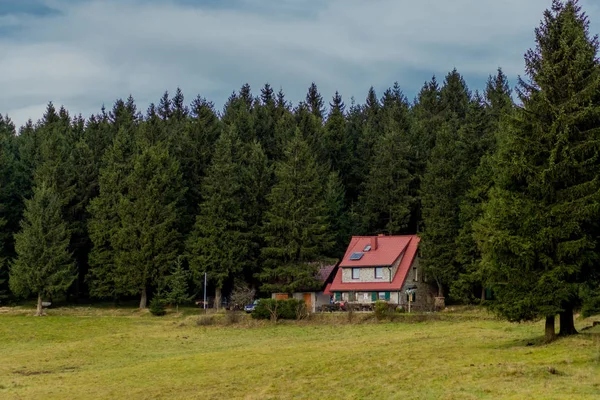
251,298,307,320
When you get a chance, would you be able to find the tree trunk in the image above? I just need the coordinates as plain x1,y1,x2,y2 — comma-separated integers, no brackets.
545,315,556,343
139,287,147,309
436,281,444,297
215,287,222,311
36,293,43,316
559,307,578,336
480,287,485,304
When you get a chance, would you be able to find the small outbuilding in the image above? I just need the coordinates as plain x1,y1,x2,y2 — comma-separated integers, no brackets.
271,262,338,313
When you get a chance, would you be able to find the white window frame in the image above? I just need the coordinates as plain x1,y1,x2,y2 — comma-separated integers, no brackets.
352,268,360,280
375,267,383,279
378,292,386,300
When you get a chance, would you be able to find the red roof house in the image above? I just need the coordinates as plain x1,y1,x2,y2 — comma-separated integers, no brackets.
329,234,425,308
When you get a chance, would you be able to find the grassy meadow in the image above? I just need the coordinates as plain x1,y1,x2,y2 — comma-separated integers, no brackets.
1,306,600,399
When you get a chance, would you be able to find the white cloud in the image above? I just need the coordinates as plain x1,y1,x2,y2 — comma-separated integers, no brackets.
1,0,600,127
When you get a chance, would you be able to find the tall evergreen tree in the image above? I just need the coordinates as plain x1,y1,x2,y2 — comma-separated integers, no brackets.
411,76,443,166
420,118,476,297
186,128,248,309
440,69,471,120
324,171,348,258
343,98,365,204
112,144,184,309
240,140,272,282
295,102,325,164
453,71,513,303
254,83,279,159
9,183,75,315
222,86,255,142
323,91,349,175
87,103,139,301
259,133,333,292
305,82,325,121
178,96,222,231
360,126,415,235
476,0,600,341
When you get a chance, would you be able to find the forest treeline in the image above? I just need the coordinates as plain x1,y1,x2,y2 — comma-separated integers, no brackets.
1,0,599,339
0,69,509,306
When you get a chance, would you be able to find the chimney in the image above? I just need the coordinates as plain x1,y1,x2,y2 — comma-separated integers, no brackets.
371,236,378,251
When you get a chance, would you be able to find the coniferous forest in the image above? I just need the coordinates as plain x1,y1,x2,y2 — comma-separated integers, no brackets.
1,0,600,339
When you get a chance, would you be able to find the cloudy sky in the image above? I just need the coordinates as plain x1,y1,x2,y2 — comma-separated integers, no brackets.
2,0,600,128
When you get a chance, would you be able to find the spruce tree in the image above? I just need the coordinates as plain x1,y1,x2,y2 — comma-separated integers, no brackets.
260,133,333,292
453,71,513,303
420,70,474,298
0,116,22,259
186,128,248,309
361,126,414,235
112,144,184,309
222,85,255,143
87,110,139,301
410,76,443,167
420,119,466,298
295,102,326,163
476,0,600,341
254,84,278,159
343,99,365,204
323,91,350,175
165,256,191,313
178,96,222,232
305,82,325,121
324,171,349,257
9,183,75,315
240,140,272,281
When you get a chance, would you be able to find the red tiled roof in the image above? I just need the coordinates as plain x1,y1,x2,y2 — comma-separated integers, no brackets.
339,235,412,267
323,283,333,296
329,235,420,292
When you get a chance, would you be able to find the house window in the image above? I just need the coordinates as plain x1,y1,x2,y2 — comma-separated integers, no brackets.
378,292,386,300
375,267,383,279
414,266,418,282
352,268,360,279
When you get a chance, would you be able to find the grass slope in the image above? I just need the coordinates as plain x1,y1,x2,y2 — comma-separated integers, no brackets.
1,307,599,399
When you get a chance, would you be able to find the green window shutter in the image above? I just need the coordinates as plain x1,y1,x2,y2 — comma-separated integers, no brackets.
371,292,377,301
335,292,341,301
385,292,390,301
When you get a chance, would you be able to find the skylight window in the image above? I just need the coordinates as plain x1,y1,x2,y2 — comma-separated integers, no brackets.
349,252,364,260
363,244,371,252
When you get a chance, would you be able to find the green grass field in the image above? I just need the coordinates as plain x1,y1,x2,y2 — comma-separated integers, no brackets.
1,306,600,400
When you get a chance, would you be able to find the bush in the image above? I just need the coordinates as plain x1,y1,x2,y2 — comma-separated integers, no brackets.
251,298,308,321
196,315,216,326
149,297,166,316
251,299,273,320
374,301,388,321
226,310,242,325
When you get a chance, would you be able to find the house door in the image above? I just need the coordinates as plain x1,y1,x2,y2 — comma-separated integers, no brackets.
303,293,312,312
